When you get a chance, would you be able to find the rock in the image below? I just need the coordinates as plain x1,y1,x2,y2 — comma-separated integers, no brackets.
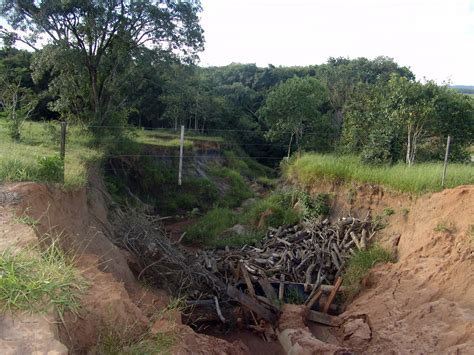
343,316,372,349
241,198,257,209
0,312,68,355
222,224,251,237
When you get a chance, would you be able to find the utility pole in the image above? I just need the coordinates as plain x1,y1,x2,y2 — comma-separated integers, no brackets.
178,125,184,186
441,135,451,187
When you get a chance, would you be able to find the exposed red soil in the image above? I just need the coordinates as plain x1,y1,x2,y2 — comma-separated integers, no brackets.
305,182,474,354
3,177,247,354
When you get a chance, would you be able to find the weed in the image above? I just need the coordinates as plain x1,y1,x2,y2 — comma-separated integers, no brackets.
240,191,300,230
0,241,86,315
36,155,64,183
285,286,305,305
343,245,394,300
434,221,457,234
13,214,38,227
383,207,395,216
401,208,410,217
211,232,263,248
298,192,330,219
347,188,356,204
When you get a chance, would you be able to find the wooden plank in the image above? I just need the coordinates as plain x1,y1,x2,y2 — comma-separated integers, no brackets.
240,263,256,297
258,277,277,301
305,288,323,309
322,277,343,313
227,285,277,323
306,310,343,327
278,274,285,301
268,280,346,293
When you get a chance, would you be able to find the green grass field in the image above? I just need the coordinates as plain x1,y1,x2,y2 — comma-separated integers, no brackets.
0,120,102,189
284,153,474,193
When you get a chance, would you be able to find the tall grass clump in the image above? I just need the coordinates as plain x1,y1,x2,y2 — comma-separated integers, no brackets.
285,153,474,193
0,241,86,315
240,191,301,230
343,244,394,299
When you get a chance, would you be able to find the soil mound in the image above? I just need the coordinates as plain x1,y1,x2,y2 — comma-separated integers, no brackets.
341,186,474,353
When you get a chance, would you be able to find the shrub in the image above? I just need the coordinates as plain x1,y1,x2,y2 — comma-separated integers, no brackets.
240,191,300,230
36,155,64,183
298,192,330,219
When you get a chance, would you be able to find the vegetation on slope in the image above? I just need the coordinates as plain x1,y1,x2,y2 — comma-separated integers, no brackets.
0,241,86,315
343,245,394,299
284,153,474,193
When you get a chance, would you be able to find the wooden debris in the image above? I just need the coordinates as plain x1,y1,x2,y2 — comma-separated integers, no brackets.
323,276,343,313
306,310,343,327
227,285,278,323
278,274,285,301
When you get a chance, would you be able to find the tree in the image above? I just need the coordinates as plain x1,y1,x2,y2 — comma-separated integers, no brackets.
1,0,204,126
259,77,330,156
0,77,37,140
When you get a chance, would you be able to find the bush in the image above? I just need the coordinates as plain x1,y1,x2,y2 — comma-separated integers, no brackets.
298,192,330,219
240,191,301,230
36,155,64,183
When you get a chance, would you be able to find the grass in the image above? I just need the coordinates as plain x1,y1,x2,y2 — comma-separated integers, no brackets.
96,297,184,355
434,221,457,234
284,153,474,193
0,241,86,315
240,191,301,229
184,208,237,245
184,190,301,247
208,166,254,208
0,120,102,189
343,244,394,299
132,129,224,148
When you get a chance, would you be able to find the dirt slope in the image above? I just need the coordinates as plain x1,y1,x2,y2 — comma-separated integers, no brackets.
340,186,474,353
1,178,246,354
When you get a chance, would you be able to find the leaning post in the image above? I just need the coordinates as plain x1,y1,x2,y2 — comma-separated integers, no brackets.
441,135,451,188
60,121,67,182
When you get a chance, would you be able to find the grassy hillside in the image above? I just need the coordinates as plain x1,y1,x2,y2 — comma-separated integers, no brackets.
284,153,474,193
0,120,101,189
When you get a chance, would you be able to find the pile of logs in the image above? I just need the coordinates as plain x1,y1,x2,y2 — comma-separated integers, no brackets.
182,215,378,328
197,215,376,293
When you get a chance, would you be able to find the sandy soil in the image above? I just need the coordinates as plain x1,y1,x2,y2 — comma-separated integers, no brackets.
340,186,474,354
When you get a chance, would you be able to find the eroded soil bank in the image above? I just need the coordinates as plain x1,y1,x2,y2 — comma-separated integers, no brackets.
1,175,473,354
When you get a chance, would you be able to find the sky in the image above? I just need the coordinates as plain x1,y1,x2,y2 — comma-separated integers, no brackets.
199,0,474,85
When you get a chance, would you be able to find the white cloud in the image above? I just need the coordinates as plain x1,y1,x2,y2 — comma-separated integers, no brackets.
199,0,474,84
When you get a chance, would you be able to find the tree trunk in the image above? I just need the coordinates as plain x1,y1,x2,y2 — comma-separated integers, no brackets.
287,133,294,159
406,124,412,166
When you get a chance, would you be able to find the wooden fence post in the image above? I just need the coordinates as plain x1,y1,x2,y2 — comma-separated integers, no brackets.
178,125,184,186
60,121,67,160
441,135,451,187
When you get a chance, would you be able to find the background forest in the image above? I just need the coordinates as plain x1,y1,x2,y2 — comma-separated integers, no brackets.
0,0,472,167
